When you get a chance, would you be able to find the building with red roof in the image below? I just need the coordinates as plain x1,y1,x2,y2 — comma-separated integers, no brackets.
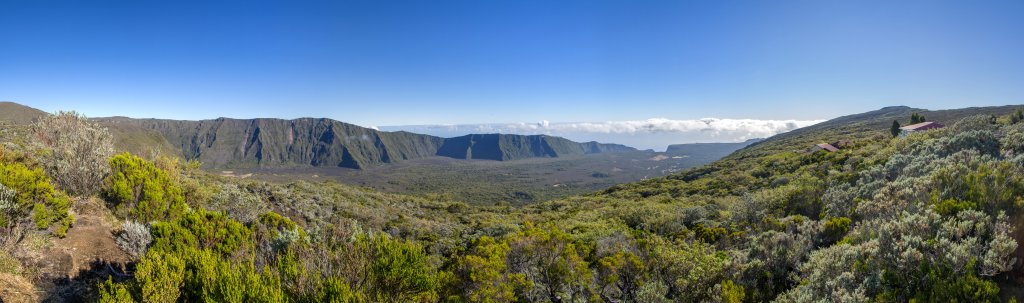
899,122,944,137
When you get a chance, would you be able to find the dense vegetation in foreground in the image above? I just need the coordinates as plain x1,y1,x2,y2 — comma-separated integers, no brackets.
2,105,1024,302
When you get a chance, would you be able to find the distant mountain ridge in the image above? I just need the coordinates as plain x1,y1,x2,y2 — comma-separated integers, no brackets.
0,102,637,169
87,113,638,169
93,117,639,169
95,116,447,169
436,134,635,161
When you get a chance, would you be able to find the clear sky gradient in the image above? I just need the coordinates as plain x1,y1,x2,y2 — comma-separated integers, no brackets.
2,0,1023,128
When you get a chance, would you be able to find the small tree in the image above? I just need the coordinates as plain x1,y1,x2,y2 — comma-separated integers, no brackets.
33,111,114,197
0,162,74,237
890,120,902,137
910,113,926,124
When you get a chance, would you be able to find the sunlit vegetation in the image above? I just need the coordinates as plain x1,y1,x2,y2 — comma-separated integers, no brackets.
32,110,115,197
104,152,188,222
3,105,1024,302
0,149,74,237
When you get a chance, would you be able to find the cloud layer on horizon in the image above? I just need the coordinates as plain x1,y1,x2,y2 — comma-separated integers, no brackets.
381,118,825,151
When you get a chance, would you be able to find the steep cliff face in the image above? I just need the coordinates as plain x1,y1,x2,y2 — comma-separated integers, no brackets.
436,134,636,161
96,117,445,169
578,141,637,154
93,116,637,169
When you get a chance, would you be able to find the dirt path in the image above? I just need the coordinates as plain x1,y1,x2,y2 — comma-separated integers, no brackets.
24,198,131,302
49,205,130,277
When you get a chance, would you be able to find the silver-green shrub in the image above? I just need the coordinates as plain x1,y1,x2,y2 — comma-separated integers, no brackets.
207,183,268,223
32,111,114,196
116,220,152,259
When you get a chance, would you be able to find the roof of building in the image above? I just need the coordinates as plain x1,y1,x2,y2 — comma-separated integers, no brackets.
899,121,944,131
814,143,839,152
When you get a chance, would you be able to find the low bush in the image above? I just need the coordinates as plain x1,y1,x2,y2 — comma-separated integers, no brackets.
104,153,187,222
116,220,152,259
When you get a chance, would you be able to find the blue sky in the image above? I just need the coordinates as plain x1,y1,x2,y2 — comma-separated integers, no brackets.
2,0,1023,144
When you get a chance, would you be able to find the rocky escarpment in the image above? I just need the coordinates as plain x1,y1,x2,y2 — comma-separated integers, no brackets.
97,117,444,169
436,134,636,161
95,117,636,169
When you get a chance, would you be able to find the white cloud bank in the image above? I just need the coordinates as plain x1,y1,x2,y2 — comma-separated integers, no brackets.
381,118,825,151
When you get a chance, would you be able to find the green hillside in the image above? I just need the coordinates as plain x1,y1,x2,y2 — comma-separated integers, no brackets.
5,103,1024,302
525,104,1024,301
602,105,1024,199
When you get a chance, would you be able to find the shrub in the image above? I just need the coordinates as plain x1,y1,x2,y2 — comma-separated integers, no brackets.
449,236,519,303
950,115,997,133
1011,109,1024,124
0,184,15,224
32,203,48,229
176,248,287,302
646,236,730,302
596,251,645,302
634,280,670,303
506,223,593,302
1000,124,1024,156
149,209,252,257
821,217,851,244
207,183,267,224
52,212,74,237
0,184,20,245
104,153,187,222
117,220,152,259
0,161,73,236
252,212,306,254
136,250,186,303
719,280,745,303
362,233,437,302
98,277,135,303
32,111,114,197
